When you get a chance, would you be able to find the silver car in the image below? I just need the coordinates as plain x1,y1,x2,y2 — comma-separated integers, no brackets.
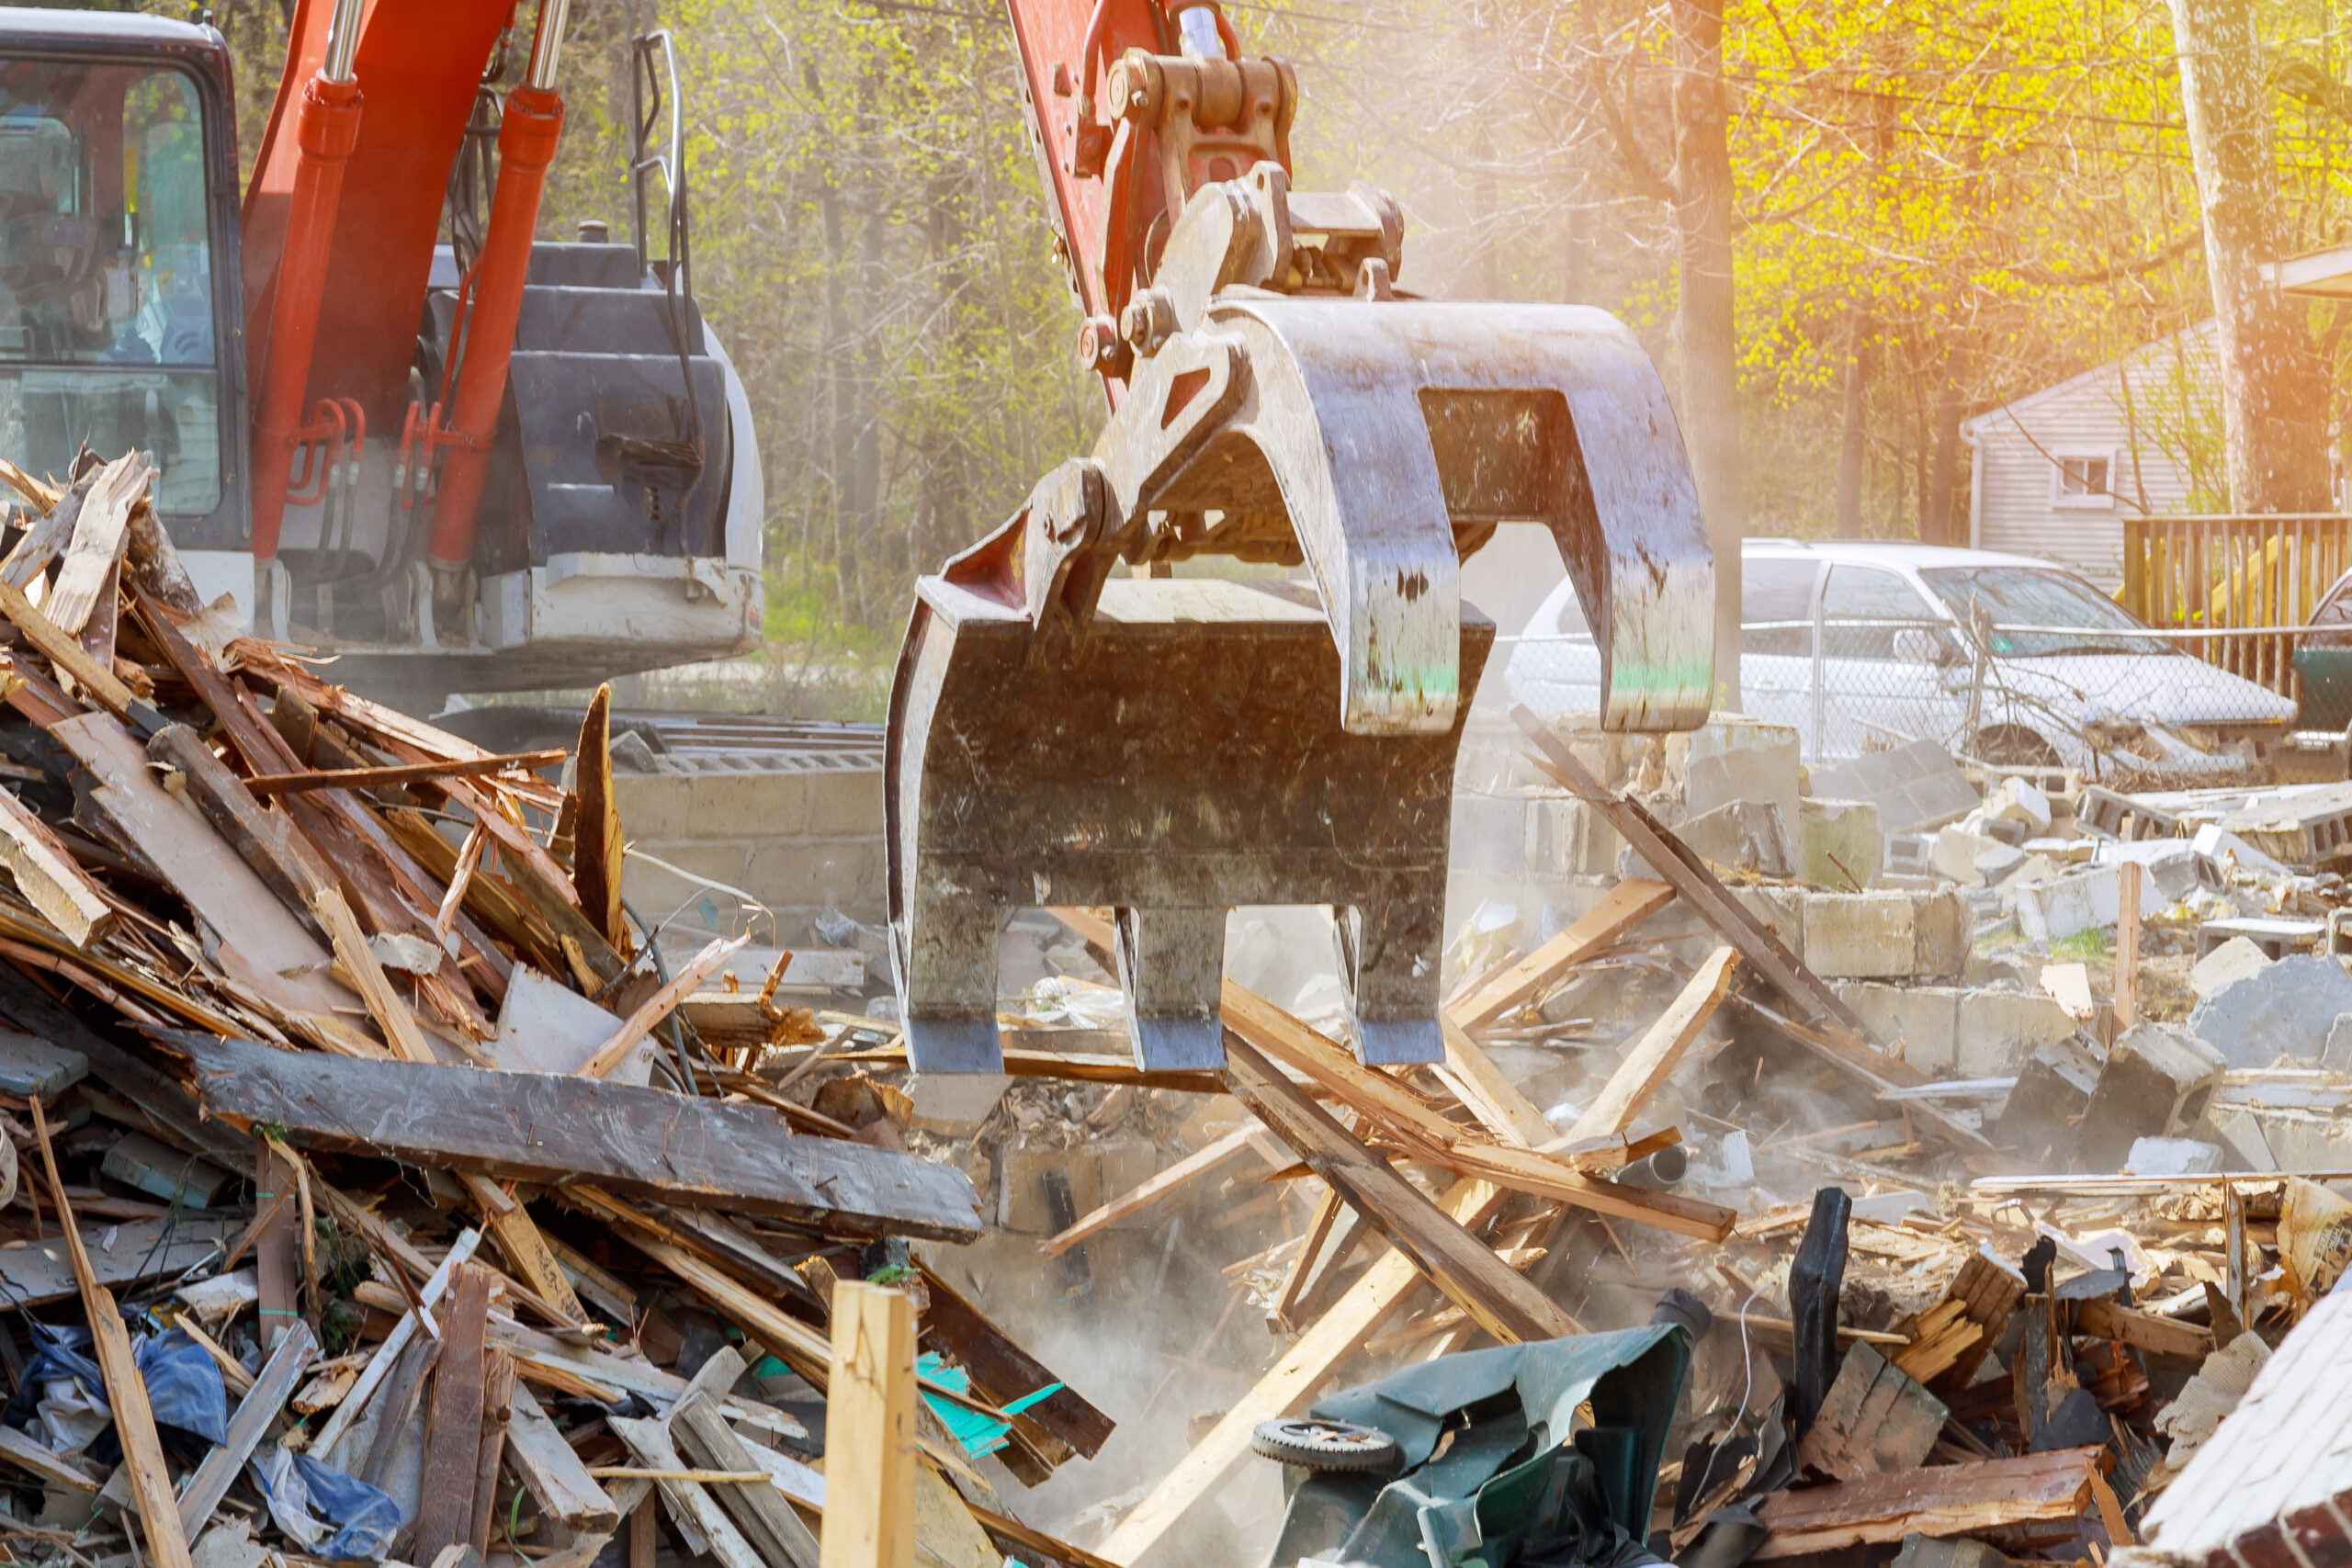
1507,540,2296,773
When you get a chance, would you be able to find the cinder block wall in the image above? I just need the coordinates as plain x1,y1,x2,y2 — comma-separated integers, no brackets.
613,753,887,938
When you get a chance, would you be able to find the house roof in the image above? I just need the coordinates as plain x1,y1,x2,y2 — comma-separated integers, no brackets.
1959,320,2219,438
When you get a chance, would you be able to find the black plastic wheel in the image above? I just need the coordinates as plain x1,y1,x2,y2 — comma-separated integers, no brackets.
1249,1416,1401,1472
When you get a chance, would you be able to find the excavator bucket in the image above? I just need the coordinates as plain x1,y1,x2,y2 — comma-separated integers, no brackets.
888,295,1713,1076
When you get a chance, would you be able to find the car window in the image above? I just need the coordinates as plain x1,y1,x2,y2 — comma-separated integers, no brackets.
1820,566,1954,662
1742,558,1817,655
2307,576,2352,649
1917,565,2169,657
1544,582,1592,639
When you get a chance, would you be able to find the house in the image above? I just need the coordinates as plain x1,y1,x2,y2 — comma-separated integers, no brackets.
1962,322,2222,588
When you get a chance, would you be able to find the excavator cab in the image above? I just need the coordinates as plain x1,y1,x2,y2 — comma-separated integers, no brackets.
0,2,763,708
888,0,1717,1074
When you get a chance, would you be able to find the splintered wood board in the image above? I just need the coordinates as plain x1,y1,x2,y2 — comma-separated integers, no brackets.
1753,1446,2101,1558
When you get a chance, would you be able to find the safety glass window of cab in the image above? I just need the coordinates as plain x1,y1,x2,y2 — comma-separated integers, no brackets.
0,60,219,514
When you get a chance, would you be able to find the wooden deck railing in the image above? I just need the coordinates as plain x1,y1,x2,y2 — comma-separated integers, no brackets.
2120,514,2352,700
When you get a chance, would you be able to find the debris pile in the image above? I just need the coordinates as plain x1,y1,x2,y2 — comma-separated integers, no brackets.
0,451,1120,1568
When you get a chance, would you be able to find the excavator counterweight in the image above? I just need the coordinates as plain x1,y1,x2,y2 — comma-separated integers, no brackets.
889,2,1717,1073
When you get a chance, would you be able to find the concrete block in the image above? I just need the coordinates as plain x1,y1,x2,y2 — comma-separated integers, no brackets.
1800,797,1882,889
1835,982,1960,1075
1678,799,1795,878
1956,989,2078,1077
1683,716,1803,829
2080,1022,2227,1171
998,1137,1163,1235
1451,792,1531,876
2189,953,2352,1068
1734,886,1806,962
744,838,887,914
1994,1035,2105,1169
1885,832,1934,877
2125,1136,2222,1175
2192,936,2276,1000
687,768,811,837
1804,892,1917,979
906,1073,1013,1138
1976,844,2028,886
2098,840,2222,903
619,840,755,924
2014,862,2166,942
612,773,698,840
1804,890,1967,980
1932,825,2001,885
1524,795,1622,878
1808,739,1982,834
806,768,888,838
1985,776,2053,833
1913,889,1969,978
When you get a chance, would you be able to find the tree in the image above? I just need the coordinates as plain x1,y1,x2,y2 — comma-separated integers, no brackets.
2166,0,2335,513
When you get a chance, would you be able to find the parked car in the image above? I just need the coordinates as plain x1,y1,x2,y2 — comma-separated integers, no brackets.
2295,569,2352,740
1507,540,2296,773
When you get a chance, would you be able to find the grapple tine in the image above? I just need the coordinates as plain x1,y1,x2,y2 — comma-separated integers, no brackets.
1114,907,1227,1073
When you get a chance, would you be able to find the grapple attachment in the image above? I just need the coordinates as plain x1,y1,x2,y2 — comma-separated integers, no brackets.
888,174,1713,1076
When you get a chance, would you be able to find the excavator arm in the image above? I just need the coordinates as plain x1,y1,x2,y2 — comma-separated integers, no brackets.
888,0,1717,1074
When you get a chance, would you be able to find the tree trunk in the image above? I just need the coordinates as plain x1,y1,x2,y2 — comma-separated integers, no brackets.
1670,0,1741,705
2169,0,2334,512
1926,374,1965,546
1834,314,1873,536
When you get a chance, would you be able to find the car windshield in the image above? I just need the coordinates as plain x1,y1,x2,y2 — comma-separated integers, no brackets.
0,59,219,513
1917,565,2171,658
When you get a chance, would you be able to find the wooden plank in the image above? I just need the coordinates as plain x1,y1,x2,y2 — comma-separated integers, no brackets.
674,1379,822,1568
609,1416,748,1568
1511,713,1904,1071
820,1282,918,1568
914,1261,1114,1461
1040,1129,1254,1258
1793,1342,1947,1481
461,1175,588,1327
469,1352,515,1555
1750,1446,2101,1558
46,453,146,634
409,1263,493,1560
579,935,747,1078
311,885,438,1064
0,1421,100,1491
2074,1296,2214,1359
311,1228,485,1465
360,1333,442,1489
1222,1034,1582,1346
0,578,145,720
1424,1140,1736,1241
146,723,331,937
0,1213,238,1307
484,1319,808,1444
1564,948,1738,1136
1437,1021,1555,1146
2116,859,2143,1032
507,1382,620,1533
175,1033,985,1240
28,1098,191,1568
0,786,109,946
243,749,567,797
1450,879,1677,1032
178,1320,316,1535
51,713,351,1014
572,685,627,946
1096,936,1717,1566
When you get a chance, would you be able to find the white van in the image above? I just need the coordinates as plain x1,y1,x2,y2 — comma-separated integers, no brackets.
1507,539,2295,773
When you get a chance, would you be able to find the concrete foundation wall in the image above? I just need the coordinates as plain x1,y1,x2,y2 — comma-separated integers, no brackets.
614,753,887,938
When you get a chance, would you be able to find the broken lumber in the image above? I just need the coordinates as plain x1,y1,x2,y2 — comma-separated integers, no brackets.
179,1320,316,1535
579,934,747,1078
820,1281,918,1568
673,1357,821,1568
1450,877,1676,1032
1794,1342,1948,1481
242,748,568,797
2074,1296,2213,1359
409,1263,494,1561
1039,1128,1254,1258
1750,1446,2103,1558
30,1098,191,1568
0,785,110,946
173,1033,984,1239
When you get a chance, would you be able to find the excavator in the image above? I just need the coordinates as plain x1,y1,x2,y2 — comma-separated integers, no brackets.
0,0,762,705
888,0,1719,1075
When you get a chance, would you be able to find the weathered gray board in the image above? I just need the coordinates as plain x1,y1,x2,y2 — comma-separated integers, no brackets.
0,1216,240,1306
170,1035,984,1241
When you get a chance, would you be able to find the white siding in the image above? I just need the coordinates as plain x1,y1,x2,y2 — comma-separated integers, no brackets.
1964,324,2222,588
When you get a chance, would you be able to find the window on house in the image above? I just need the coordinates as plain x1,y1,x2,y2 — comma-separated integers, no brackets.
2052,453,2115,509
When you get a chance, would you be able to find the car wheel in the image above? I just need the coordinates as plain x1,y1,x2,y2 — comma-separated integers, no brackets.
1249,1417,1402,1473
1970,726,2063,771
